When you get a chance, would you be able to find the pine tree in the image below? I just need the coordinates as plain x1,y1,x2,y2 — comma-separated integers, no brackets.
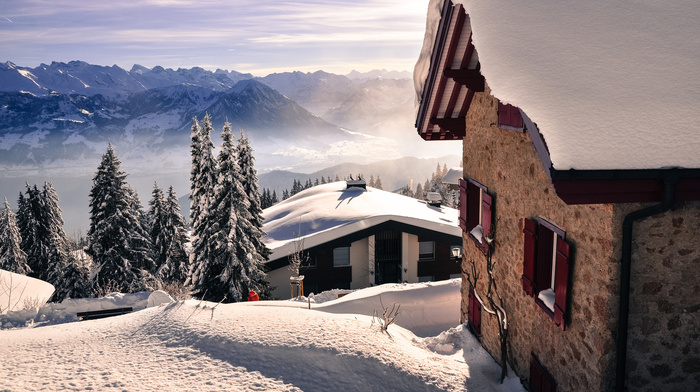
415,183,424,200
18,184,50,280
237,131,271,298
149,183,167,273
271,190,278,205
282,189,290,200
43,182,89,301
188,114,217,292
0,198,30,275
157,186,190,285
87,145,156,295
375,176,383,190
191,122,247,302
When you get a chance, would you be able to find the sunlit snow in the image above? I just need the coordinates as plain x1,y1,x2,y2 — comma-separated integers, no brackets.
0,280,524,392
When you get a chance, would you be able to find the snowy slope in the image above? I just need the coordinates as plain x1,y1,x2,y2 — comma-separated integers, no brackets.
0,269,54,314
0,281,524,392
416,0,700,170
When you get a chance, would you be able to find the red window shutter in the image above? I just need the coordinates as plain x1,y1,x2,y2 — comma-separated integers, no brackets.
498,101,524,131
530,353,556,392
480,192,493,254
459,178,468,231
522,219,537,297
553,238,570,330
466,181,480,231
537,223,555,292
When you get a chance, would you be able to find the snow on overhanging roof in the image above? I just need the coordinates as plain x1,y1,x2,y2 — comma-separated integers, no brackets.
262,182,460,261
415,0,700,171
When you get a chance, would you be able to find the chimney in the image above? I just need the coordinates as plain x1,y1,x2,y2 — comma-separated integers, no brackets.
346,176,367,190
426,192,442,207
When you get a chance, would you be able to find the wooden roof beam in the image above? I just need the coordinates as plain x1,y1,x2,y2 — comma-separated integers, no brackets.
443,68,485,92
429,117,466,137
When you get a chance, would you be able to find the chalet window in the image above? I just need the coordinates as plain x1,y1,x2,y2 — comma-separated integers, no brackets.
418,241,435,261
522,218,571,330
333,247,350,267
458,178,493,254
529,353,556,392
468,287,482,336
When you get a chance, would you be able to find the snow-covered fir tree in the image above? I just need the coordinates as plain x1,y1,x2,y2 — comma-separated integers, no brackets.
236,131,271,298
43,182,90,301
125,186,156,274
86,145,156,295
148,184,168,273
191,122,250,302
156,186,190,285
0,198,30,275
188,114,217,293
16,184,50,281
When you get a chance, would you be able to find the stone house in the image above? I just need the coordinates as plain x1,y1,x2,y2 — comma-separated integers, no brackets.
414,1,700,391
262,180,461,299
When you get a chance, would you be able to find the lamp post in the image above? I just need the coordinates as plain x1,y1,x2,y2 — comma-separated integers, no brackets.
451,245,463,262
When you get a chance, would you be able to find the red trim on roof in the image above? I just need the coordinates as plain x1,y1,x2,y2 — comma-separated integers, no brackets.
552,177,700,204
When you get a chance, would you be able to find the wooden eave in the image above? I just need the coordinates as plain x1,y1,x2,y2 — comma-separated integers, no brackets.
415,1,484,141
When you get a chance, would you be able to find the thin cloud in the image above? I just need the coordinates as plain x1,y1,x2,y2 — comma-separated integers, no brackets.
1,0,428,74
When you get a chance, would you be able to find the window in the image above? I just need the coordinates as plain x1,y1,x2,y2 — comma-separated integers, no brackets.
418,241,435,261
529,353,556,392
522,218,571,330
459,178,493,254
333,247,350,267
468,287,482,336
418,275,434,282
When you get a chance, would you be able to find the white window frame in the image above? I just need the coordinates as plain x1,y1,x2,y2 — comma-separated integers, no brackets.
418,241,435,261
333,247,350,267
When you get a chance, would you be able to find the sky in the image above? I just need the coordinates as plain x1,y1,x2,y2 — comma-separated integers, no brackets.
0,0,429,76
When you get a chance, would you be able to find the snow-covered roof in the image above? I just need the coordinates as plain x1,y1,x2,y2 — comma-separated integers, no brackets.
262,181,460,261
415,0,700,171
441,167,463,186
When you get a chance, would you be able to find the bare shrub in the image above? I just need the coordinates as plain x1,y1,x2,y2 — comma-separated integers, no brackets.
372,295,400,333
158,281,191,300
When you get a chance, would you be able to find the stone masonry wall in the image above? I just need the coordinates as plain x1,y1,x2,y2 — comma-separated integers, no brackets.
459,87,621,391
619,201,700,392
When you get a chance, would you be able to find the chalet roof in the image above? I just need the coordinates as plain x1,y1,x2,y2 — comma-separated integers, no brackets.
415,0,700,171
262,182,460,262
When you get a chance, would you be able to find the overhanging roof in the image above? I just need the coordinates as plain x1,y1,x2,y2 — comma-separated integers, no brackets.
415,2,484,141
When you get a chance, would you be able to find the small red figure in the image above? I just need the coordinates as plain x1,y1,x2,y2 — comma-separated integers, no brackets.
247,290,259,301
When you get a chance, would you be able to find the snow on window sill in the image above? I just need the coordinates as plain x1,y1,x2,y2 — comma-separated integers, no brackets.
538,288,555,312
469,225,483,244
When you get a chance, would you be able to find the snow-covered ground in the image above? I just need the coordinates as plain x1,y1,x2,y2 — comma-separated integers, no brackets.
0,279,524,391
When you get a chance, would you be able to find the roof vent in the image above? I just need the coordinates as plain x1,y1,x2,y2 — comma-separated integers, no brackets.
346,176,367,190
426,192,442,207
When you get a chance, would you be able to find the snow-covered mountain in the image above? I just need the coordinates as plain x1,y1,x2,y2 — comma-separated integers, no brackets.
322,78,415,138
256,70,360,116
345,69,413,81
0,63,351,173
0,61,253,98
0,60,440,180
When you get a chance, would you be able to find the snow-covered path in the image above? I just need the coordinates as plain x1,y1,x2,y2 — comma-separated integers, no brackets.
0,282,524,392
